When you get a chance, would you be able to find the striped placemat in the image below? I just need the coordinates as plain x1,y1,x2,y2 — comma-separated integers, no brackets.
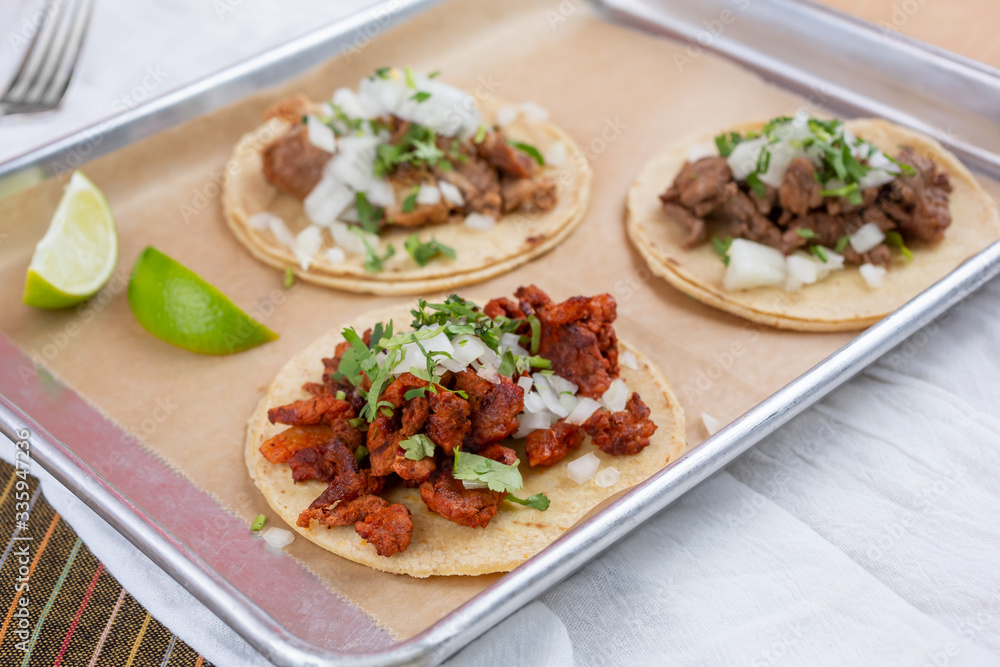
0,459,214,666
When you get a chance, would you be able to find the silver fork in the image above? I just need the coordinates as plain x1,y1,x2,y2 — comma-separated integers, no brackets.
0,0,95,116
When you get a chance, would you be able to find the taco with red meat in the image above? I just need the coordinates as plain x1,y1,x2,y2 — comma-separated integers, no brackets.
245,287,685,577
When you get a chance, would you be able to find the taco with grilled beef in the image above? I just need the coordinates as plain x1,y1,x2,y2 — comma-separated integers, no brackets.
245,286,685,577
626,114,1000,331
223,67,591,295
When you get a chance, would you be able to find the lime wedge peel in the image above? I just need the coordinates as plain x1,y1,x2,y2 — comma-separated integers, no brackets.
23,171,119,309
127,246,279,355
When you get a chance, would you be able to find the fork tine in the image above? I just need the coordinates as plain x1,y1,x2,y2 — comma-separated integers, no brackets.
3,0,67,105
38,0,94,107
24,0,86,106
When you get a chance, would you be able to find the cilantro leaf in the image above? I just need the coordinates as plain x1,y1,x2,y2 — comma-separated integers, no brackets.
400,433,436,461
373,67,391,80
795,228,816,239
506,493,550,511
527,315,541,354
453,450,524,493
884,230,913,260
711,236,733,265
402,187,419,213
835,235,850,254
427,70,441,79
353,445,369,463
810,245,829,263
404,234,456,266
404,66,416,88
355,192,384,233
714,131,742,158
410,91,431,103
510,141,545,166
403,387,428,400
474,124,487,144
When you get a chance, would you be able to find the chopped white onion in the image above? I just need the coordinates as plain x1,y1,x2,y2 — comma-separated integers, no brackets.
513,410,554,439
293,225,324,270
701,412,720,436
357,70,482,138
523,391,547,414
566,453,601,485
724,238,787,291
326,247,346,264
532,373,570,418
545,142,567,167
248,211,281,232
366,178,396,208
462,480,489,490
619,349,638,370
477,346,500,368
331,87,370,119
477,363,501,384
785,253,818,292
416,184,441,205
261,527,294,549
306,115,336,153
727,136,768,181
859,262,887,288
519,101,550,122
546,374,578,396
330,221,371,256
304,173,354,227
451,335,486,367
393,342,428,376
565,397,601,425
600,378,630,413
438,180,464,206
500,332,529,357
813,247,845,278
558,392,579,414
517,375,533,393
849,222,886,254
594,466,621,488
465,212,496,231
495,104,519,127
338,206,360,224
265,215,296,249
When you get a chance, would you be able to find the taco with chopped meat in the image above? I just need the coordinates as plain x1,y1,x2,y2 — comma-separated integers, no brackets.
245,286,685,577
223,67,591,295
626,114,1000,331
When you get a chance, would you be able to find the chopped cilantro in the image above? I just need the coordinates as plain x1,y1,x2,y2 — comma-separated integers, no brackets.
498,350,517,377
510,141,545,166
400,433,435,460
884,230,913,260
410,91,431,103
355,192,384,234
404,66,416,88
351,228,395,273
527,315,541,354
404,387,428,400
453,450,524,494
354,445,369,463
507,493,550,511
474,124,487,144
810,245,829,263
526,355,551,369
712,236,733,265
835,235,850,254
373,67,392,80
795,228,816,239
335,390,346,401
714,131,742,158
428,69,441,79
250,514,266,532
283,267,295,288
402,187,419,213
404,234,456,266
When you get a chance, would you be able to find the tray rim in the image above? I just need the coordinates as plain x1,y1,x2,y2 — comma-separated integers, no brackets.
3,0,1000,664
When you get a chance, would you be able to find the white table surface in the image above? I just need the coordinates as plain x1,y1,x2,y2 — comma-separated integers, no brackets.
3,1,1000,666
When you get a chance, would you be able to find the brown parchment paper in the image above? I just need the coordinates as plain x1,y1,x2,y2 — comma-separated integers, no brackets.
2,0,999,641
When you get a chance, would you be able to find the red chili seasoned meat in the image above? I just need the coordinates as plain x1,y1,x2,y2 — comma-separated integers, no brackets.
355,504,413,556
425,390,472,454
297,494,388,528
453,370,524,449
259,425,336,464
583,393,658,456
419,464,505,528
526,421,585,466
287,439,350,483
366,373,430,477
534,291,619,399
262,125,332,200
268,394,355,426
477,444,519,466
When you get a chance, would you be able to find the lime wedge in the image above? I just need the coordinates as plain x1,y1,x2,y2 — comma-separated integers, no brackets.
128,246,278,355
23,172,119,309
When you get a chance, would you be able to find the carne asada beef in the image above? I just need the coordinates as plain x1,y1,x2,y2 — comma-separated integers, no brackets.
261,124,332,200
662,146,951,266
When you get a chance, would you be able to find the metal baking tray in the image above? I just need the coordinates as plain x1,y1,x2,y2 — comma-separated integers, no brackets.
3,0,1000,664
